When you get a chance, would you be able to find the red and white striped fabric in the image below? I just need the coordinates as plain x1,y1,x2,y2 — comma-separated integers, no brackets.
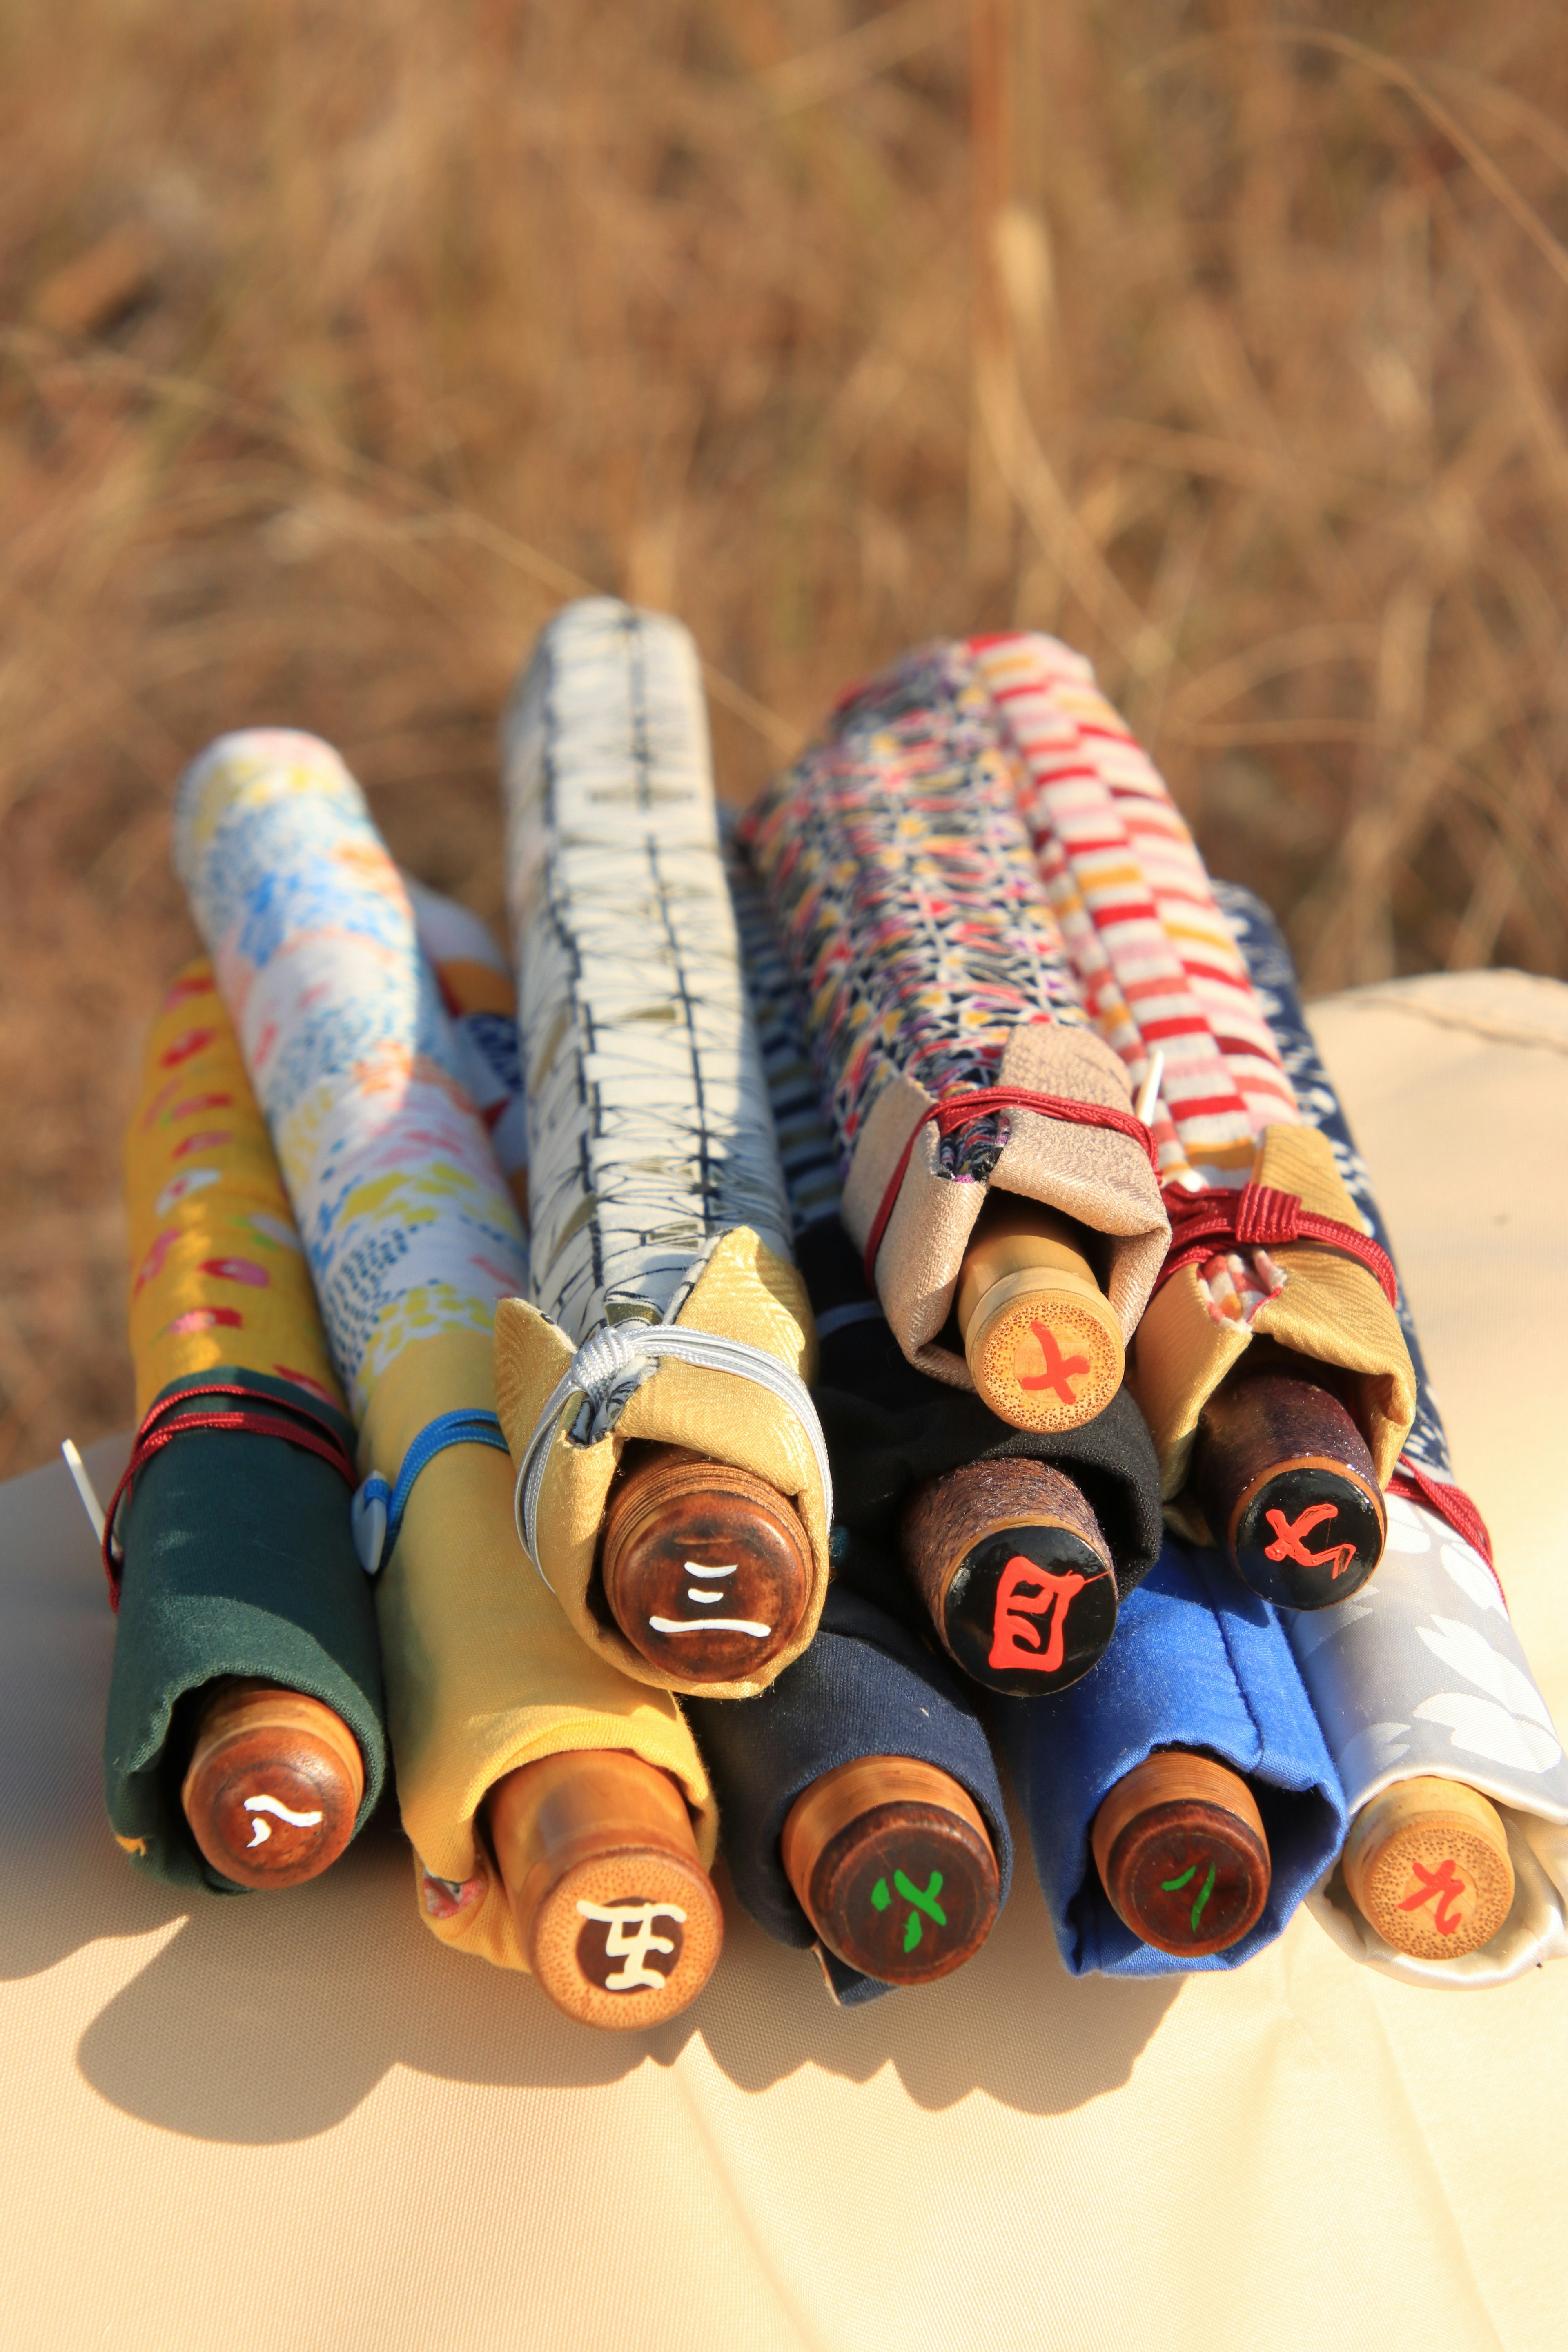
968,631,1303,1327
968,632,1297,1188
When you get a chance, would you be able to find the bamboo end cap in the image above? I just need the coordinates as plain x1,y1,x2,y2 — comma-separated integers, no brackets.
782,1757,1000,1986
600,1453,813,1683
181,1683,364,1891
942,1526,1116,1694
1092,1754,1270,1958
1227,1458,1386,1608
1344,1780,1514,1960
526,1849,724,2029
962,1272,1123,1432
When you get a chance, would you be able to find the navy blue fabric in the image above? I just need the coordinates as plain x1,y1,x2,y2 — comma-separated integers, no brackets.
996,1539,1345,1976
689,1580,1013,2005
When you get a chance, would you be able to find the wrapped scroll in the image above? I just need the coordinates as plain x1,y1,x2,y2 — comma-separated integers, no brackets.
174,730,721,2023
494,599,832,1700
405,875,530,1223
742,640,1168,1433
1225,884,1568,1984
105,963,386,1890
728,822,1163,1693
967,633,1417,1603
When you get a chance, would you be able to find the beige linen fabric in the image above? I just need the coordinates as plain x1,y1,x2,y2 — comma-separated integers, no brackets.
5,969,1568,2352
840,1018,1169,1385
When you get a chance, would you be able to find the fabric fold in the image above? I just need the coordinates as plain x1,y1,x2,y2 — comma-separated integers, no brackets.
173,729,715,1972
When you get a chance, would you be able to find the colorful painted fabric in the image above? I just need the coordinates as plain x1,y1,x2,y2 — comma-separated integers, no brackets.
494,598,831,1701
742,640,1168,1385
726,821,1163,1601
174,730,717,1973
688,1579,1013,2006
966,633,1414,1505
1224,883,1568,1986
405,875,529,1218
107,959,385,1891
994,1537,1345,1977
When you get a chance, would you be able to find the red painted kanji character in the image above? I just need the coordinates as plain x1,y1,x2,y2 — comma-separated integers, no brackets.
1263,1500,1357,1581
989,1557,1088,1673
1397,1857,1469,1937
1017,1320,1091,1404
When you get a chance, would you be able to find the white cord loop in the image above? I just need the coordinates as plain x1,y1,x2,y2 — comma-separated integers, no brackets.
513,1319,832,1592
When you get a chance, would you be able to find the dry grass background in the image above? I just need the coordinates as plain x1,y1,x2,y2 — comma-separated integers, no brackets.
2,0,1567,1476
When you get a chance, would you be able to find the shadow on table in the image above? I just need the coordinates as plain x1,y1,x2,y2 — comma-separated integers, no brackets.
5,1447,1179,2144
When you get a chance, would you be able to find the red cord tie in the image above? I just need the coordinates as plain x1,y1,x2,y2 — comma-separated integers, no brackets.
1387,1462,1499,1585
102,1382,357,1611
1155,1180,1399,1306
862,1085,1159,1287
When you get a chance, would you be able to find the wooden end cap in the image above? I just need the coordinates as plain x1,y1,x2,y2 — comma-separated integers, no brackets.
599,1446,813,1682
781,1755,1000,1986
1091,1751,1271,1957
488,1750,722,2029
955,1198,1123,1431
1343,1777,1515,1960
1191,1366,1385,1608
181,1679,365,1890
902,1457,1117,1695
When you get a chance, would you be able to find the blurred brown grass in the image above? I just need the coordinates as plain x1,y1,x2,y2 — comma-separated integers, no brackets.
2,0,1567,1474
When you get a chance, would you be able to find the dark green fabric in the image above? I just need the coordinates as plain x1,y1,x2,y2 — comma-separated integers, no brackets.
102,1368,387,1894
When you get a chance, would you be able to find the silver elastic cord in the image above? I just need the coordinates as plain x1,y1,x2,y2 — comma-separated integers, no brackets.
513,1319,832,1590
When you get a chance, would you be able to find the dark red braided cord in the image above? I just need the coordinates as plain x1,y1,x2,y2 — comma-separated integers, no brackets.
1387,1463,1501,1590
1154,1180,1399,1306
863,1086,1160,1287
102,1382,357,1611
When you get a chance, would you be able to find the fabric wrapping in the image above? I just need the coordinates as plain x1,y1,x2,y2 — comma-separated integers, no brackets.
992,1538,1345,1975
967,632,1415,1509
725,822,1163,1602
494,597,830,1699
740,640,1168,1387
688,1581,1014,2006
1224,883,1568,1986
404,875,529,1219
107,962,386,1890
173,731,715,1973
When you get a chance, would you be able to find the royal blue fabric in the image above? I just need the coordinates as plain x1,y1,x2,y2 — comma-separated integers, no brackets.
994,1538,1346,1976
689,1579,1013,2005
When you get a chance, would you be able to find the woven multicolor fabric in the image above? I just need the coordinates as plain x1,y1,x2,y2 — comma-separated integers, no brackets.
742,639,1169,1384
174,731,528,1412
493,598,831,1700
1224,884,1568,1987
174,727,717,1975
969,632,1295,1186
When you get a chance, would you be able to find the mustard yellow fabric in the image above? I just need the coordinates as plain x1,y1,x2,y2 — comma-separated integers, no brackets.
124,960,344,1420
1132,1121,1417,1523
363,1326,717,1971
493,1227,831,1701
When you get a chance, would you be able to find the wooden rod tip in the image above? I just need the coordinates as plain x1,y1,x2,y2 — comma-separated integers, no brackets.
181,1681,364,1891
600,1449,813,1682
1193,1370,1385,1608
1092,1752,1270,1958
1343,1778,1514,1960
490,1750,722,2029
781,1756,1000,1986
963,1270,1124,1432
902,1458,1117,1695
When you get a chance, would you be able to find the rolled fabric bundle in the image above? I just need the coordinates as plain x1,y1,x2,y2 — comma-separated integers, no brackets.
991,1535,1345,1975
405,875,530,1224
967,632,1417,1604
688,1582,1013,2003
727,821,1163,1694
105,961,386,1892
174,728,721,2023
741,639,1169,1434
495,598,832,1701
1223,883,1568,1985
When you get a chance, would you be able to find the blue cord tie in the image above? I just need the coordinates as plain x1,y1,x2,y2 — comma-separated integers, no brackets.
351,1408,510,1576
